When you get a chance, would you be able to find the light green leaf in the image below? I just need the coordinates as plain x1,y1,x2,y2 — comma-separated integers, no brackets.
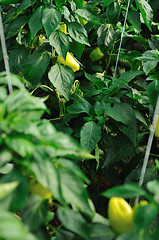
49,30,70,60
68,22,90,46
135,0,153,31
48,64,74,100
42,8,61,38
102,183,146,198
0,181,19,200
80,121,101,153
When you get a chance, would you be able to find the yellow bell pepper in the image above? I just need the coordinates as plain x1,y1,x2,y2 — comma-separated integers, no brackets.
89,47,104,62
108,197,134,234
58,22,67,34
154,115,159,137
57,52,80,72
133,200,148,218
29,179,52,199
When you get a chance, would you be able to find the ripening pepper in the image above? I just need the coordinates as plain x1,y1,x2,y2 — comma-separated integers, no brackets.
57,52,80,72
89,47,104,62
58,22,67,34
108,197,134,234
154,115,159,137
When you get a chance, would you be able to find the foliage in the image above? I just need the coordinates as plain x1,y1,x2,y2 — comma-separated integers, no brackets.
0,0,159,239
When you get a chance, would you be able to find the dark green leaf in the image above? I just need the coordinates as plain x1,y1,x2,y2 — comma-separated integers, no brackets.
106,2,120,25
49,30,70,60
80,121,101,153
6,16,28,39
42,8,61,38
66,97,92,115
103,0,116,7
23,51,51,85
128,10,141,32
97,24,117,48
48,64,74,100
16,0,37,14
0,0,18,3
29,6,43,38
68,22,90,46
75,9,101,25
147,80,159,109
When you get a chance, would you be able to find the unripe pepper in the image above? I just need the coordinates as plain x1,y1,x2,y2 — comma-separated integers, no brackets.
108,197,134,234
57,52,80,72
89,47,104,62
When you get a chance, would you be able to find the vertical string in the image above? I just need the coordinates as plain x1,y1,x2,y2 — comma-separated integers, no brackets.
0,9,13,93
113,0,131,79
135,94,159,204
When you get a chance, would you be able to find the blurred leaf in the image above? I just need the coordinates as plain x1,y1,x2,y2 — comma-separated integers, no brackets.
68,22,90,46
0,209,27,240
56,229,74,240
0,181,19,200
21,196,49,231
90,223,115,240
48,64,74,101
29,6,43,38
102,183,147,198
49,30,70,60
23,51,51,85
146,180,159,199
58,207,90,240
42,8,61,38
103,0,116,7
80,121,101,153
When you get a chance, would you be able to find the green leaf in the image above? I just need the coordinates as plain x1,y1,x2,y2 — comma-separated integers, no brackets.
6,16,28,39
128,10,141,32
103,0,116,7
102,183,146,198
0,0,19,3
42,8,61,38
66,97,92,115
75,9,101,25
0,181,19,200
135,0,153,31
16,0,37,14
147,80,159,109
23,51,51,85
0,209,27,240
103,134,136,167
80,121,101,153
146,180,159,198
21,196,49,231
58,207,90,240
107,70,143,96
90,223,115,240
104,102,138,146
136,50,159,75
49,30,70,60
29,6,43,38
68,22,90,46
106,2,120,25
97,24,117,48
134,203,158,229
48,64,74,101
70,39,85,60
9,46,28,74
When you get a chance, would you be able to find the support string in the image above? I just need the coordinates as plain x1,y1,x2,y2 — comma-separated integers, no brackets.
113,0,131,79
0,9,13,93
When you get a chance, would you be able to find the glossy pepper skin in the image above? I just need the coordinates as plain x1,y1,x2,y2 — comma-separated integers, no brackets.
89,47,104,62
154,115,159,137
57,52,80,72
108,197,134,234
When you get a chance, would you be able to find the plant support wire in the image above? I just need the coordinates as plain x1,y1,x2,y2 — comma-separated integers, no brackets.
0,9,13,93
113,0,131,79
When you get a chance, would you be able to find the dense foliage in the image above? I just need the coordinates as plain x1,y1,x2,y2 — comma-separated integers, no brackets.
0,0,159,239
